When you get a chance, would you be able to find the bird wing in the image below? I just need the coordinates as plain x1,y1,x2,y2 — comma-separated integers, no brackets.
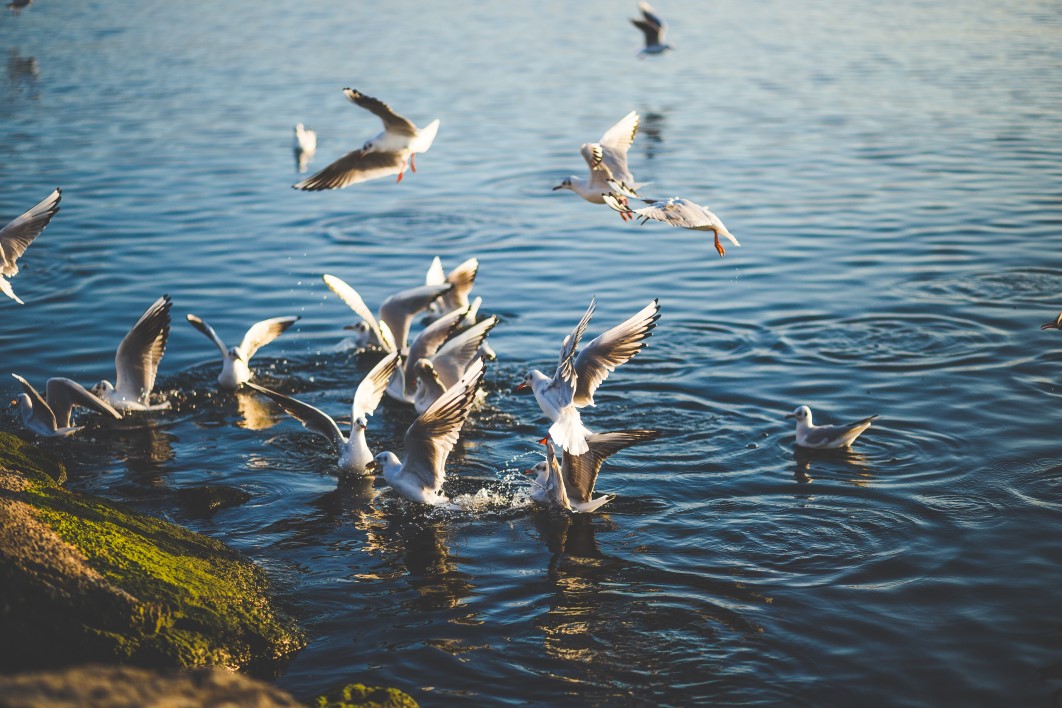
545,297,597,407
633,198,715,229
543,439,572,510
599,111,640,155
403,358,485,492
11,373,56,431
352,351,399,421
379,283,451,353
45,376,121,428
185,314,228,357
425,256,446,286
631,18,661,46
239,316,300,360
343,88,418,136
293,149,405,191
244,382,346,450
322,274,392,352
441,257,478,313
403,308,466,396
0,188,60,277
563,429,661,503
805,416,879,447
432,315,499,388
114,295,172,403
573,299,660,407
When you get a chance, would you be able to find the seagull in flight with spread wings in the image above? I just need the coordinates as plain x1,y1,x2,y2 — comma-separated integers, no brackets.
1,188,61,305
554,111,642,219
631,2,673,56
186,314,300,389
604,194,741,257
294,89,440,190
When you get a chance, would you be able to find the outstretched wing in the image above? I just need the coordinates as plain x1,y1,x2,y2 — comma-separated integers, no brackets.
403,308,466,396
11,373,56,431
343,88,418,136
185,314,228,357
547,297,596,403
239,316,299,360
804,416,879,447
0,188,61,277
114,295,172,403
573,299,660,407
432,315,499,388
293,149,405,191
322,274,392,352
563,429,661,503
245,381,346,451
379,283,451,353
352,351,400,422
45,376,122,428
403,358,485,492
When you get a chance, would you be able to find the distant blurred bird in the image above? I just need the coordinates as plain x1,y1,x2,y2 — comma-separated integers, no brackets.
553,111,642,219
1040,312,1062,331
7,0,31,16
294,89,439,190
293,123,316,172
631,2,673,57
245,352,399,476
785,405,879,449
603,194,740,258
1,187,60,305
186,313,300,389
12,373,121,438
90,295,173,413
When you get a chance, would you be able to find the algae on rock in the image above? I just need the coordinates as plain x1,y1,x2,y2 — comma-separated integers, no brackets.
0,432,305,672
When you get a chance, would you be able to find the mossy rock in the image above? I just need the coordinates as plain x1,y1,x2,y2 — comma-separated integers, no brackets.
0,432,305,673
314,682,419,708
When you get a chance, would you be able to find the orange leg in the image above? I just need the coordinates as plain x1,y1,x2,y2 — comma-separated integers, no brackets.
714,233,725,257
396,160,406,183
410,153,417,173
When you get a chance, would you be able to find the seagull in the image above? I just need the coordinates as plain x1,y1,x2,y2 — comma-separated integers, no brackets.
323,273,450,354
1040,312,1062,330
11,373,122,438
603,193,740,257
553,111,642,219
293,123,317,173
516,297,660,455
7,0,31,16
293,89,440,190
389,306,470,403
525,430,661,512
90,295,173,413
785,405,879,449
423,256,478,323
366,358,485,505
412,315,499,413
1,187,61,305
631,2,673,56
186,313,300,389
245,352,399,475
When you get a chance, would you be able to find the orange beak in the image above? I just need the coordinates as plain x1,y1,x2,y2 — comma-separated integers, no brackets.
537,435,550,445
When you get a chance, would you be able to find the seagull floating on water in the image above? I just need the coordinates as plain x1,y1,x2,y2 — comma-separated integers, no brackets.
603,193,740,257
1,187,61,305
245,352,399,476
323,273,450,354
11,373,121,438
186,313,300,389
631,2,673,57
526,431,661,513
1040,312,1062,331
786,405,879,449
90,295,173,413
293,89,440,190
293,123,317,173
366,358,486,505
516,297,660,455
554,111,642,219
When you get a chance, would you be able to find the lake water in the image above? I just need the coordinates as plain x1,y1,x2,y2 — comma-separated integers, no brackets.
2,1,1061,704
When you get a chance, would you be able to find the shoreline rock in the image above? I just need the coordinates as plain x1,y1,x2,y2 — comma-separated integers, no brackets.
0,432,305,673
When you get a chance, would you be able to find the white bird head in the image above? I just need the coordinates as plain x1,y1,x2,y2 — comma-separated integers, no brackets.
553,177,575,192
14,393,32,420
229,346,247,363
514,370,535,393
91,380,115,397
522,461,548,480
343,320,373,348
786,405,812,425
354,415,368,431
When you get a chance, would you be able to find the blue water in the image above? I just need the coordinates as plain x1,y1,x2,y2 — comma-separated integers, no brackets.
2,1,1061,704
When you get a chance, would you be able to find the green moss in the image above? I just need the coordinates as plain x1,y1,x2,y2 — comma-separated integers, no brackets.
0,432,305,671
314,683,419,708
0,432,66,485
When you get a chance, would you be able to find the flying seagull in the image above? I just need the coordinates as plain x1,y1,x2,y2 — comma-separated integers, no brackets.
554,111,642,218
631,2,673,56
604,193,740,257
1,187,61,305
90,295,173,413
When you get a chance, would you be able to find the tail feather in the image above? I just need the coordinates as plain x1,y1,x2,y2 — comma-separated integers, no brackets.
571,495,614,513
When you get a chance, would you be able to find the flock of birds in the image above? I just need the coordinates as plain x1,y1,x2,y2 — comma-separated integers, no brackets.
11,1,1051,512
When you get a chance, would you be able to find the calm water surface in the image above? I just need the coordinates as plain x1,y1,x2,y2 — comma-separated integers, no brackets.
2,1,1061,705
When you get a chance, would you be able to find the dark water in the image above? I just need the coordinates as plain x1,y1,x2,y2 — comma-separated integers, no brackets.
2,1,1061,704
